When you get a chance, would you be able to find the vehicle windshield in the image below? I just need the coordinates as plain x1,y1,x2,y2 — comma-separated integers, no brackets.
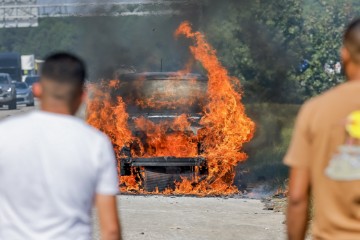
115,74,208,115
0,76,9,84
15,82,28,89
25,76,39,86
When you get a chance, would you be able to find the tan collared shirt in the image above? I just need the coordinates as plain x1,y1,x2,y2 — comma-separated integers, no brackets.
284,81,360,240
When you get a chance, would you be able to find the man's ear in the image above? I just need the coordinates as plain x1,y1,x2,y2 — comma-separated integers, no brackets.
341,46,350,63
32,82,42,98
81,89,87,103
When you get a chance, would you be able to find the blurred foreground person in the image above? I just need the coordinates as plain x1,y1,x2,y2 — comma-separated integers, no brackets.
285,18,360,240
0,53,121,240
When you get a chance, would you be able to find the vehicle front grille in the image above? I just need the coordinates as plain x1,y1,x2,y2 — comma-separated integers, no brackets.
16,98,24,102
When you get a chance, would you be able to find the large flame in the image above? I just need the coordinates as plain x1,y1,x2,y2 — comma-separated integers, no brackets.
86,80,136,190
133,114,198,158
87,80,132,150
172,21,255,195
87,21,255,195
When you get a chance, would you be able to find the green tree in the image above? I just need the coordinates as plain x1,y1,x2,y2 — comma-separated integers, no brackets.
202,0,305,103
297,0,355,96
0,18,80,58
201,0,359,102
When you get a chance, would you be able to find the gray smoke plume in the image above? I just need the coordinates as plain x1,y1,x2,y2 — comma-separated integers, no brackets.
77,0,203,81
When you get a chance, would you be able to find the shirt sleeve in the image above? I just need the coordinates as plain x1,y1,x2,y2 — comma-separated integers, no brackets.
96,136,119,195
283,102,313,168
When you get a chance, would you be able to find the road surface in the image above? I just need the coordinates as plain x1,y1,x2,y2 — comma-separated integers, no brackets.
0,103,286,240
93,196,286,240
0,103,37,120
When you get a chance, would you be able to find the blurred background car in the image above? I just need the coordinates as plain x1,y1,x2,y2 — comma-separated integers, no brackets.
24,75,39,89
0,73,17,110
13,81,34,107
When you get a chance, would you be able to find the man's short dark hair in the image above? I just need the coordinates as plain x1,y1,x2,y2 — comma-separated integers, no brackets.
41,52,86,102
344,18,360,63
42,52,86,86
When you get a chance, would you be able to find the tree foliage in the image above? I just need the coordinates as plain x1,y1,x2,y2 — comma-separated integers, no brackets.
202,0,359,103
0,18,80,58
297,0,355,97
202,0,305,103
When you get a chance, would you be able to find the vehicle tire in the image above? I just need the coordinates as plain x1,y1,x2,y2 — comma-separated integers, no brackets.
8,99,17,110
26,101,35,107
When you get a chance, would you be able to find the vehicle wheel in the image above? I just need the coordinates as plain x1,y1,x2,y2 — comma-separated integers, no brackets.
8,100,17,110
26,101,35,107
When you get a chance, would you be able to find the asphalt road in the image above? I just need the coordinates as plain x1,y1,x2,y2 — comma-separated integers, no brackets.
0,102,37,120
93,196,286,240
0,103,286,240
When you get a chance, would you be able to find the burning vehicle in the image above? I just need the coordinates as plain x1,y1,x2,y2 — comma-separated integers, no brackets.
87,22,255,195
114,72,209,191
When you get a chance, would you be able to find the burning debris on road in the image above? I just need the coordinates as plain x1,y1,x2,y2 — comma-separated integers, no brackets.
87,21,255,196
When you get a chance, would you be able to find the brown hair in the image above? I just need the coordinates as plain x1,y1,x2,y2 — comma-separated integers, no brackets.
344,18,360,64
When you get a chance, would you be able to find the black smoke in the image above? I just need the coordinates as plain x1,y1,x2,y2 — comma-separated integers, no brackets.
77,1,204,81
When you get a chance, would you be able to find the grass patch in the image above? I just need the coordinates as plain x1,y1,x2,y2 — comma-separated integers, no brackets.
235,103,301,188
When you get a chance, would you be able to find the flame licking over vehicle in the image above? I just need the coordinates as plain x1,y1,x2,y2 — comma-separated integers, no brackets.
87,21,255,195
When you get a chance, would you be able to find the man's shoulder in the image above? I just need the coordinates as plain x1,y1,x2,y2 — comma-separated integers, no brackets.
0,111,109,143
298,96,318,117
0,112,33,129
77,121,110,143
302,83,349,112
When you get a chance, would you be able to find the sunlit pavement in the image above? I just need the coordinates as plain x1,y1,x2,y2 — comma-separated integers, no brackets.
0,99,39,121
93,196,286,240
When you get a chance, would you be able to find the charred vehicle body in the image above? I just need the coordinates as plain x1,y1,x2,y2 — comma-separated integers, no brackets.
114,72,208,191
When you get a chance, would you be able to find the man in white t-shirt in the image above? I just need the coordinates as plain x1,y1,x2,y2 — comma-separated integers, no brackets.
0,53,121,240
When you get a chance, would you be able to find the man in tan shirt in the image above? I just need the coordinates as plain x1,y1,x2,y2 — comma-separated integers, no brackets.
285,18,360,240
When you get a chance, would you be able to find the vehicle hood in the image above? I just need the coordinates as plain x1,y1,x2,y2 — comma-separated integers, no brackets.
0,84,12,91
16,88,30,94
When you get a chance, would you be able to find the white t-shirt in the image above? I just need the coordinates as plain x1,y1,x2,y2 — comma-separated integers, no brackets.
0,111,119,240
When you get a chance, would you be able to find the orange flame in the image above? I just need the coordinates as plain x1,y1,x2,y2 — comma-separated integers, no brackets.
87,80,136,189
173,21,255,195
87,80,132,150
133,114,198,158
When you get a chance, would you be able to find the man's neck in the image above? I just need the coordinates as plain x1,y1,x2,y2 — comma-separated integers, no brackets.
347,71,360,81
40,101,75,116
346,63,360,81
348,74,360,82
